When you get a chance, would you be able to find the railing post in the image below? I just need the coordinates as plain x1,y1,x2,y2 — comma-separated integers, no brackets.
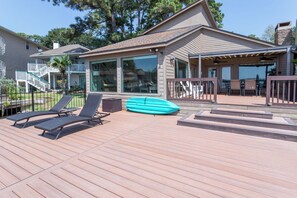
213,78,218,103
31,89,35,112
266,76,271,106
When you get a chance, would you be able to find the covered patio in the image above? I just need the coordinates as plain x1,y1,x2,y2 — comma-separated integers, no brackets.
189,46,290,96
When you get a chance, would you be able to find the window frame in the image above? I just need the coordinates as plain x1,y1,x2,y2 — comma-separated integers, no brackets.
90,59,118,92
121,54,158,94
175,59,189,78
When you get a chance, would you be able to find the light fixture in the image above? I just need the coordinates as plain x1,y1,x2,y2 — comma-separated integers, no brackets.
149,48,159,53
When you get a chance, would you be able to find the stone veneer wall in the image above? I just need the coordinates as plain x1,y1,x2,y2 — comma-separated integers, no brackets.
275,27,292,46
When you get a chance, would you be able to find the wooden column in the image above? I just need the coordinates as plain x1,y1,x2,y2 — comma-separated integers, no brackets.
198,54,202,79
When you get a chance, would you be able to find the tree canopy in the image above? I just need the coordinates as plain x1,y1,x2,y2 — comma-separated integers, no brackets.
261,25,275,43
18,28,103,49
248,34,260,40
42,0,224,44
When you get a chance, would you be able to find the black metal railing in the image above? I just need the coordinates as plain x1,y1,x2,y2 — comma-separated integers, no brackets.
0,87,86,118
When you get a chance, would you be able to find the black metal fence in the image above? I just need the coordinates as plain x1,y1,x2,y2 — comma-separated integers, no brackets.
0,87,86,118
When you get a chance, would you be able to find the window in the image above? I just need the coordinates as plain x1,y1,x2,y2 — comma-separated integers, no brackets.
90,60,117,92
208,67,217,77
175,59,188,78
239,64,276,80
221,66,231,90
122,55,158,93
239,63,276,88
26,42,29,50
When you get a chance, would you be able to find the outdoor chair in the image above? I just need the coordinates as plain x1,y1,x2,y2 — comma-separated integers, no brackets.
35,93,110,139
7,95,73,128
229,80,241,95
244,79,257,96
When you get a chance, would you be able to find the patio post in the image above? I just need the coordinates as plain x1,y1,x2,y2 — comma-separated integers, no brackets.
198,54,201,79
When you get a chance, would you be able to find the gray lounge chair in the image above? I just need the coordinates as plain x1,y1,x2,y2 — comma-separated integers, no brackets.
35,93,110,139
7,95,73,128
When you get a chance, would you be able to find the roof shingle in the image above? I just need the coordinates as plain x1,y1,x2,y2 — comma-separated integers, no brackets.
83,25,201,56
30,44,90,58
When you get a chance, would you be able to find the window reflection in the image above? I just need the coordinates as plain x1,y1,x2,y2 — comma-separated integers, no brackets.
90,60,117,92
175,59,188,78
239,63,276,88
122,55,158,93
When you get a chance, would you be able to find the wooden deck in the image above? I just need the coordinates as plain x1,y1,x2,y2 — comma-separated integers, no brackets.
0,110,297,197
217,95,266,106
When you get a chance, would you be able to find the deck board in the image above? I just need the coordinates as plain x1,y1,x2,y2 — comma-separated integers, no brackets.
0,110,297,197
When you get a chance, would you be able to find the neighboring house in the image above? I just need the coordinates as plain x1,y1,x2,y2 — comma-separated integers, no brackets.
16,44,89,92
0,25,47,79
81,0,296,99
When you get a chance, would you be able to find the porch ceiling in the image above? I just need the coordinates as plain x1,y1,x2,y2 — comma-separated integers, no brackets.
189,46,288,60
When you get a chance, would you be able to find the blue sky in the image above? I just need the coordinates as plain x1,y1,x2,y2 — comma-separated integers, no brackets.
0,0,296,37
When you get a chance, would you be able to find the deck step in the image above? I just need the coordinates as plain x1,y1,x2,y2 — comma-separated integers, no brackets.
178,114,297,142
211,108,273,119
195,110,297,131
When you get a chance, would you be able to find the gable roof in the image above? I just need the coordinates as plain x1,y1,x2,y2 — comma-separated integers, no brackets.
202,26,276,47
31,44,90,58
0,25,48,50
81,25,276,58
142,0,217,35
81,25,202,57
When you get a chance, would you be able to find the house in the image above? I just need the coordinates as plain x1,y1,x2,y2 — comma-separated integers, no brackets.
16,44,89,92
0,25,47,79
81,0,296,102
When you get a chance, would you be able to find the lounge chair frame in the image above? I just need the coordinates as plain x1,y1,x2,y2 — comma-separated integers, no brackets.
7,95,73,128
35,93,110,139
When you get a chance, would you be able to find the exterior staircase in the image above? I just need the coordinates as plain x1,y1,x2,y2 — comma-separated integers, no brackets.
177,108,297,142
27,63,58,77
15,71,50,92
15,63,58,92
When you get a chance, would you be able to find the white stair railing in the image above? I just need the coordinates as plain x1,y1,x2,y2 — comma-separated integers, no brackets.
16,71,50,92
27,63,59,77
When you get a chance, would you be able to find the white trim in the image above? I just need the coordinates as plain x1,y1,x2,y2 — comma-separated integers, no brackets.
80,44,166,58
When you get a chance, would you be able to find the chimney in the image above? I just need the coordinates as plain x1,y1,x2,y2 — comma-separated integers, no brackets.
275,21,292,45
53,42,60,49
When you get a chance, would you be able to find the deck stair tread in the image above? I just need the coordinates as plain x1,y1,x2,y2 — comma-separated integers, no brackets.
195,110,297,131
178,114,297,142
211,108,273,119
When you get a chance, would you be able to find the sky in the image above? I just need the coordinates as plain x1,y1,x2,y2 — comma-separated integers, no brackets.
0,0,296,38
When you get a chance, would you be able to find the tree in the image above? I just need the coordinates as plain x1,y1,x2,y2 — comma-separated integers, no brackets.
17,33,44,44
49,55,72,94
248,34,260,40
292,26,296,45
18,28,103,49
207,0,224,28
261,25,275,43
43,0,224,43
